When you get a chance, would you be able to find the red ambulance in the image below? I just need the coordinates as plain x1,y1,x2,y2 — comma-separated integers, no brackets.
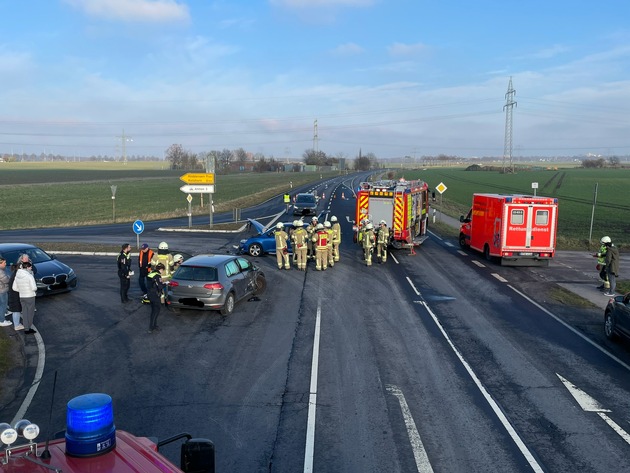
459,193,558,266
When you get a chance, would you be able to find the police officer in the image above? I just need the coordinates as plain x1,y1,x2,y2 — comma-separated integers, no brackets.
117,243,132,303
593,237,609,291
274,222,290,269
313,223,329,270
146,263,166,333
376,220,390,263
331,215,341,262
324,220,334,268
362,223,376,266
292,220,308,271
151,242,175,281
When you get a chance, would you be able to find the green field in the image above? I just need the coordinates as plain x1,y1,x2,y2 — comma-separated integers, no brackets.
0,162,339,229
387,167,630,249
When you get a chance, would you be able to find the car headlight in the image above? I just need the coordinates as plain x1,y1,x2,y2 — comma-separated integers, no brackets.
239,239,246,244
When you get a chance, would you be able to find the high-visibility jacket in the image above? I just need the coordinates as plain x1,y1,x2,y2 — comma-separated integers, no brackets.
314,230,328,249
293,228,308,248
332,223,341,243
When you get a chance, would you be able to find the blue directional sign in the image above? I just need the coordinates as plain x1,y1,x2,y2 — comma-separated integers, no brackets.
133,219,144,235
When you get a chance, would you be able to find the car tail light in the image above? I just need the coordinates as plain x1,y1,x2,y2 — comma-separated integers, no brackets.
204,283,223,290
169,281,179,288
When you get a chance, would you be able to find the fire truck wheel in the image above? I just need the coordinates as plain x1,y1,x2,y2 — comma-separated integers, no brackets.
459,234,468,248
483,244,492,262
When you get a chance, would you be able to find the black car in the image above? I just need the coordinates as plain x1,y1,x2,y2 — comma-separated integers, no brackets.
604,293,630,341
0,243,78,296
292,193,318,216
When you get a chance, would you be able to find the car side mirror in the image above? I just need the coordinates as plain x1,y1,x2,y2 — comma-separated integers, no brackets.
459,216,465,223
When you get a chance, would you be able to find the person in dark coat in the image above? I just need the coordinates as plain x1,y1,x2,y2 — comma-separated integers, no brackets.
117,243,132,303
7,264,23,330
604,239,620,297
146,263,166,334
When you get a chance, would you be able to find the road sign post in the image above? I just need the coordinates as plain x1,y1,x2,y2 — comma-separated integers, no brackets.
186,194,193,228
132,219,144,249
110,185,117,223
435,182,447,222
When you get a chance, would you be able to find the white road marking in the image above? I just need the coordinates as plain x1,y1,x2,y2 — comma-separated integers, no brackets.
456,250,467,256
491,273,508,283
472,260,485,267
508,285,630,372
386,384,434,473
419,301,545,472
406,277,421,296
557,374,630,445
303,301,322,473
12,326,46,425
444,241,454,247
427,230,442,241
391,253,400,264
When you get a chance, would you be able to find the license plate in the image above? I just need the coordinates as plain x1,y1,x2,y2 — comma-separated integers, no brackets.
520,252,533,256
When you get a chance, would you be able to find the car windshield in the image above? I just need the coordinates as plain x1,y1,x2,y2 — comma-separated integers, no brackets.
296,195,315,204
2,248,53,266
174,265,217,281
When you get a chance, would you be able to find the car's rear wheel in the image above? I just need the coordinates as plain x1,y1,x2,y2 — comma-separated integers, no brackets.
253,274,267,295
248,243,263,257
221,292,235,315
605,312,617,340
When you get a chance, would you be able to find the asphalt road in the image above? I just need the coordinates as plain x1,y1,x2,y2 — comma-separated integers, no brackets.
2,174,630,472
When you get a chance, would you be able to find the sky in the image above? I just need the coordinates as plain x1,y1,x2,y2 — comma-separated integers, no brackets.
1,0,630,161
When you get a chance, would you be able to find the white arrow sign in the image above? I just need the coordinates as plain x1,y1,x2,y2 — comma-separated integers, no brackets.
557,373,630,445
180,185,215,194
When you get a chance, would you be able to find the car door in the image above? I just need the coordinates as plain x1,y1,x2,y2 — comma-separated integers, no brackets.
616,295,630,338
224,259,246,301
236,257,257,296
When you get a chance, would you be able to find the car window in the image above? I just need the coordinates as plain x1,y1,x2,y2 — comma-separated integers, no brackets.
236,258,252,272
225,260,240,277
1,248,51,265
174,266,217,281
297,195,315,204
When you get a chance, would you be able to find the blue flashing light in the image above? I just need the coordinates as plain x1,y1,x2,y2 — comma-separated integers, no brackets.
505,197,512,203
65,393,116,457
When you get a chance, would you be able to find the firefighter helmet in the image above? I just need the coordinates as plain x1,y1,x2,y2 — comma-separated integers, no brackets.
316,223,324,230
324,221,331,228
297,219,304,226
173,254,184,263
379,220,387,225
276,222,284,229
293,220,299,226
600,236,612,244
366,223,374,230
331,215,338,222
158,241,169,250
312,216,318,222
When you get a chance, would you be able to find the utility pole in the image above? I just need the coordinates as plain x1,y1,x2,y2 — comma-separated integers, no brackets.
503,77,517,174
117,129,133,164
313,119,319,154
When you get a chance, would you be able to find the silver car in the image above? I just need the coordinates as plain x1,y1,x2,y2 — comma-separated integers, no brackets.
167,254,266,315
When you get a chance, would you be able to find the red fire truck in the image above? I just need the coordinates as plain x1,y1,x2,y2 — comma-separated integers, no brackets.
0,393,214,473
459,193,558,266
354,178,430,249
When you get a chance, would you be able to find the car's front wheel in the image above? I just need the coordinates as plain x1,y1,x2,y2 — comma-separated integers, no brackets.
221,292,235,316
253,274,267,295
605,312,618,340
248,243,263,257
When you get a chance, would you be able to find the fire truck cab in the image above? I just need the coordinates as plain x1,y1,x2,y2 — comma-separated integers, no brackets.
0,393,215,473
354,178,430,249
459,193,558,266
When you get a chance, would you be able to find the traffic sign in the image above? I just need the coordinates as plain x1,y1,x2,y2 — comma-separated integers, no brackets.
186,194,193,203
132,219,144,235
436,182,448,194
180,185,215,194
180,173,215,184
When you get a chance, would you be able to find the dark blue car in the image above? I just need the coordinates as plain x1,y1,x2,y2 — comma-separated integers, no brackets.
237,219,306,257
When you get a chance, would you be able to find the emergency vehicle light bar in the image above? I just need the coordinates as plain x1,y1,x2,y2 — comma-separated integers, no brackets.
65,393,116,457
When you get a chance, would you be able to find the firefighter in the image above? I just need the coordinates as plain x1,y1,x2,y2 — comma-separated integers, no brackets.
313,223,329,270
150,242,175,281
324,220,334,267
292,219,308,271
146,263,166,333
593,236,610,291
331,215,341,262
376,220,390,263
306,216,319,260
274,222,290,270
289,220,299,265
362,222,376,266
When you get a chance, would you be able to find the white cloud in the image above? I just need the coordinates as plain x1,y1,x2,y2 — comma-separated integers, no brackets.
387,42,429,57
528,44,570,59
63,0,190,23
331,42,364,56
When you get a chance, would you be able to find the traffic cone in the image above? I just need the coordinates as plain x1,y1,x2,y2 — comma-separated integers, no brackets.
341,192,345,200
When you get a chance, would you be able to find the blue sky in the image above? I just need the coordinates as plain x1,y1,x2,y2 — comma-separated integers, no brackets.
1,0,630,160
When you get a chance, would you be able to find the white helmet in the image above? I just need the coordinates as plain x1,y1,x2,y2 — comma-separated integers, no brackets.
158,241,169,250
331,215,338,222
276,222,284,229
316,223,324,230
366,223,374,230
600,236,612,244
297,220,304,226
173,254,184,263
293,220,299,226
324,221,331,228
380,220,387,225
312,216,318,222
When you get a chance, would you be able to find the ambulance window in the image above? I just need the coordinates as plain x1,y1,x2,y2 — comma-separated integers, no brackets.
535,210,549,225
511,209,524,225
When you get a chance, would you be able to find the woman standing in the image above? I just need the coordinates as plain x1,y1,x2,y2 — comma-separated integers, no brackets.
7,263,23,330
12,261,37,334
